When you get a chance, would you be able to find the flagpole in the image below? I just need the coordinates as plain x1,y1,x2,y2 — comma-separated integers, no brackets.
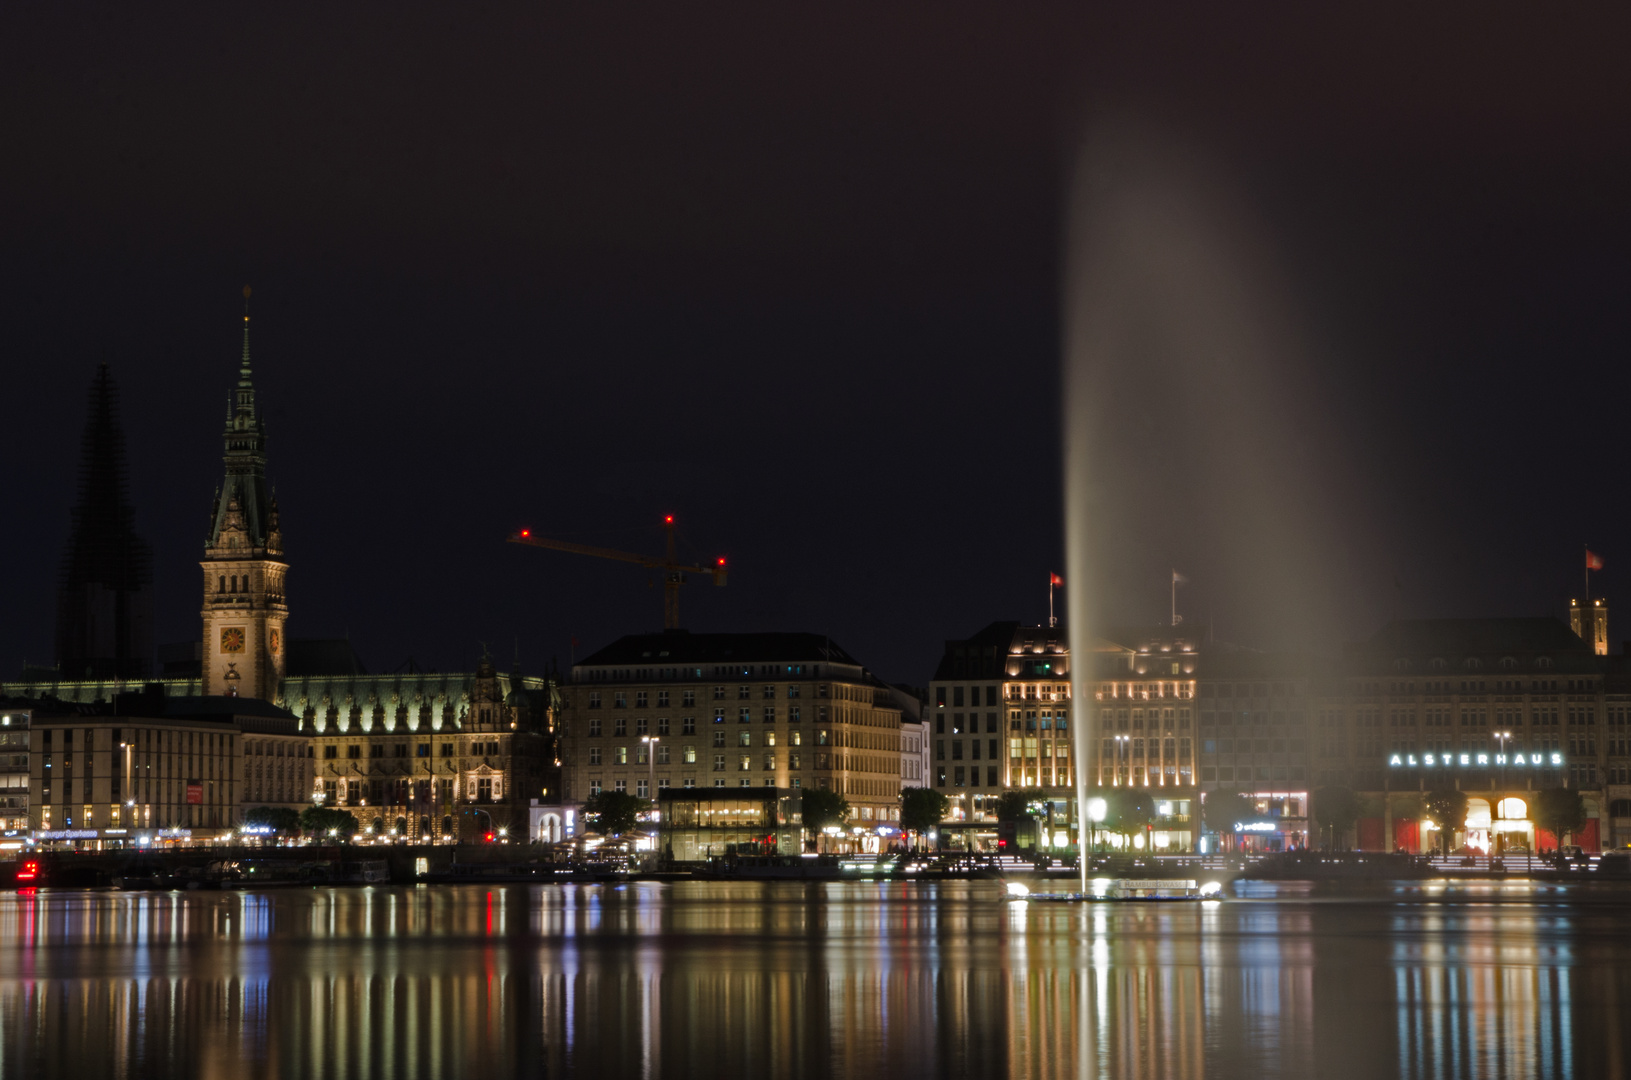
1585,543,1591,608
1171,570,1177,628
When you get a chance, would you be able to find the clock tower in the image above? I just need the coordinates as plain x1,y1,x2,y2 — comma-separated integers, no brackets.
201,288,288,702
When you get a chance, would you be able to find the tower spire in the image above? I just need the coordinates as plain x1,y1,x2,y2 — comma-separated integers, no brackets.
201,286,288,702
240,284,253,384
57,364,154,678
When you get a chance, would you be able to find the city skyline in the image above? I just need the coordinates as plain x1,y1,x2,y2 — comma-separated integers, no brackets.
7,334,1622,689
5,10,1631,687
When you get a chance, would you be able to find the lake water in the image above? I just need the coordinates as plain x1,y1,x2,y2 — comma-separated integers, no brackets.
1,879,1627,1079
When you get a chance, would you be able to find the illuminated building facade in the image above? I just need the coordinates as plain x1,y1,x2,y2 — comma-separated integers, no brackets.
1569,597,1608,656
1194,650,1314,851
0,710,28,832
2,300,563,842
925,623,1200,847
199,311,287,702
19,693,309,842
655,787,803,861
309,653,554,841
927,622,1075,818
559,631,906,829
1306,617,1620,852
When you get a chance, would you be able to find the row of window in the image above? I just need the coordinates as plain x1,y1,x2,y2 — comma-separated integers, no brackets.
1097,683,1190,701
1199,711,1305,727
937,766,1003,788
934,684,1075,707
1103,738,1195,759
936,738,1003,761
1100,708,1189,732
320,741,497,760
587,684,835,709
217,574,253,594
584,708,839,736
1199,765,1307,782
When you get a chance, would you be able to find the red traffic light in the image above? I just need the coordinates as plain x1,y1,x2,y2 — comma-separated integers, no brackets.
484,832,495,843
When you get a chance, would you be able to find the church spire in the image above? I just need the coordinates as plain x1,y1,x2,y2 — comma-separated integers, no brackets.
235,284,256,423
208,287,273,551
56,364,154,678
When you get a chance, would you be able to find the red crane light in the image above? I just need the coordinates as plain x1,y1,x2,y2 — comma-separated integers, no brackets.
664,515,673,524
717,557,726,566
520,529,531,538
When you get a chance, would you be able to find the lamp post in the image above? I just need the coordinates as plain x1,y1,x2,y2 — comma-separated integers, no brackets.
640,735,659,801
1087,796,1107,855
1493,730,1512,855
641,735,660,854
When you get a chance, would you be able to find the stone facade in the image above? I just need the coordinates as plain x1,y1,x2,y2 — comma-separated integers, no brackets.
560,631,905,827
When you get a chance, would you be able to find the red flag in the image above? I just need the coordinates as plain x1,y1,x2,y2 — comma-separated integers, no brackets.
1587,550,1604,571
1050,573,1064,587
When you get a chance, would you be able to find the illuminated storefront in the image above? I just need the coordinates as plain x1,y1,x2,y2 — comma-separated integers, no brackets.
1220,791,1309,853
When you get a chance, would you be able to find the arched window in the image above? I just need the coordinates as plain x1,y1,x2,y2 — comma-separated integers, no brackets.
1464,658,1482,670
1394,658,1412,671
1430,658,1447,670
1536,657,1554,670
218,575,226,594
230,575,238,593
1499,657,1518,671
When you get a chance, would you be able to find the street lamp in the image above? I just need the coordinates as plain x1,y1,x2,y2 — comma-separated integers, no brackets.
640,735,659,801
1493,730,1512,855
1087,796,1107,854
640,735,663,857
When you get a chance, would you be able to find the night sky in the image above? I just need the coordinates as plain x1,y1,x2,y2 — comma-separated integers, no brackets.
3,8,1629,686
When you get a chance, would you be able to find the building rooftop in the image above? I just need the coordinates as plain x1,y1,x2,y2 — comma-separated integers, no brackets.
1348,617,1591,659
575,630,861,670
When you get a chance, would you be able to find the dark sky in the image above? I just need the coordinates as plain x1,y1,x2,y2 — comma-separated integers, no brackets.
3,7,1630,685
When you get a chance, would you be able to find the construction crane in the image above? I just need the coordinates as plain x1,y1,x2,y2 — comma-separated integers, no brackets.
507,515,727,629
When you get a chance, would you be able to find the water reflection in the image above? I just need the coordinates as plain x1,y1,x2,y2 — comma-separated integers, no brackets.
0,881,1625,1078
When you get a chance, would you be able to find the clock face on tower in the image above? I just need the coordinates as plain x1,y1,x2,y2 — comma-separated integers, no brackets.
221,627,246,653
